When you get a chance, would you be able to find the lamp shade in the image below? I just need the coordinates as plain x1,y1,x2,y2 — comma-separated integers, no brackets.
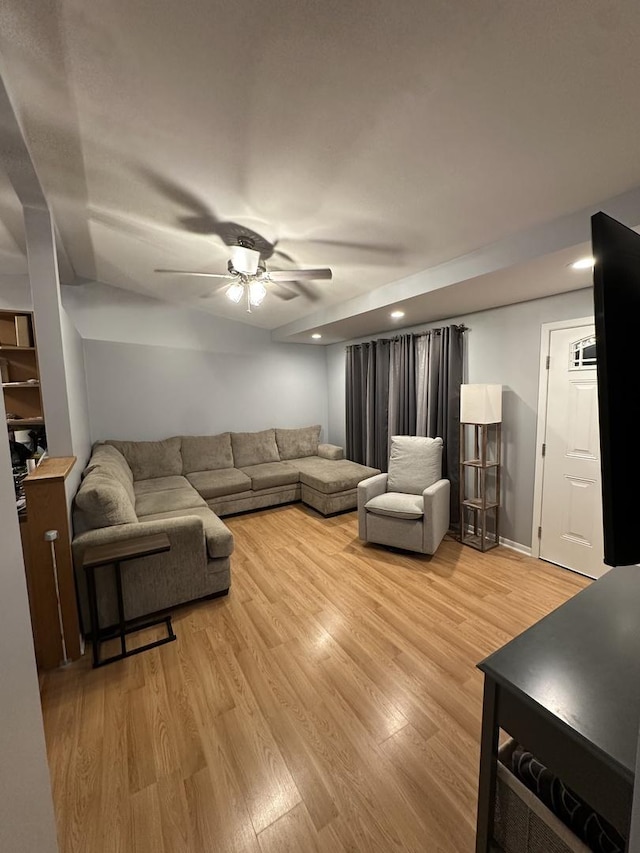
460,384,502,424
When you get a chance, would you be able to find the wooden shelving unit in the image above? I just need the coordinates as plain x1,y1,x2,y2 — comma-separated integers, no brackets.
0,310,45,436
459,421,501,551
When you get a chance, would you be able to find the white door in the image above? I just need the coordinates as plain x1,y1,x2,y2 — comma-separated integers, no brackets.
538,324,609,579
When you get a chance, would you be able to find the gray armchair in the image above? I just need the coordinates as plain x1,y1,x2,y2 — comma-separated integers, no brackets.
357,436,450,555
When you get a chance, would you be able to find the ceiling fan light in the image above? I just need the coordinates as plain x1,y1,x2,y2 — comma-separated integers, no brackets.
232,246,260,275
249,280,267,306
226,282,244,303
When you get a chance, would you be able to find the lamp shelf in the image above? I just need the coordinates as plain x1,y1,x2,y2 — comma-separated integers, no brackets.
461,458,499,469
463,497,499,511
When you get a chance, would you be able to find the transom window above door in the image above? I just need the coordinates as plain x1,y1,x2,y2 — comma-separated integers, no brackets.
570,336,597,370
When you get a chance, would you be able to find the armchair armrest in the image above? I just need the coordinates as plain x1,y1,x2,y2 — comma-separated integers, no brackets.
317,443,344,460
422,479,450,555
358,473,388,539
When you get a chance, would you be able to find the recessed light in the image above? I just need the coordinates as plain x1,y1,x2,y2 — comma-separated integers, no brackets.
570,257,595,270
391,310,405,319
311,333,322,339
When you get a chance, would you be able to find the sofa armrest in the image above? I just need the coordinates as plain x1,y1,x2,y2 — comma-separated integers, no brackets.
422,479,450,555
72,515,206,564
357,473,388,539
72,515,209,632
317,443,344,460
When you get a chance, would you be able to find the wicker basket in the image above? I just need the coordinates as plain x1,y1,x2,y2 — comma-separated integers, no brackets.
493,740,590,853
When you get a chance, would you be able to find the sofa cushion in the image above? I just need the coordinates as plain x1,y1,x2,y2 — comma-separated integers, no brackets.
240,461,300,490
181,433,234,474
75,472,137,529
107,437,182,480
83,444,135,504
275,425,321,460
84,443,133,482
387,436,443,495
231,429,280,468
365,492,424,520
134,476,192,495
317,443,343,461
187,468,252,500
140,507,234,559
292,457,380,494
135,488,207,518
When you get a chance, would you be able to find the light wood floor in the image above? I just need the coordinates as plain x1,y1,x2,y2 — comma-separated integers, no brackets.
41,504,590,853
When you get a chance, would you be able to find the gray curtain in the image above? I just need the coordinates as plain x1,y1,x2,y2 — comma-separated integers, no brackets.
388,335,415,437
346,340,390,470
346,325,464,522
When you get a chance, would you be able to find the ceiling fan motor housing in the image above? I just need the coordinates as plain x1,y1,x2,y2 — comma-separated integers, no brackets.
231,242,261,275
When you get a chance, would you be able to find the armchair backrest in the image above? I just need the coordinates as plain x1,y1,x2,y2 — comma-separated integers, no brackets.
387,436,443,495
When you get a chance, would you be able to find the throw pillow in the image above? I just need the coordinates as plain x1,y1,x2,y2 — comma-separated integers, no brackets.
387,436,443,495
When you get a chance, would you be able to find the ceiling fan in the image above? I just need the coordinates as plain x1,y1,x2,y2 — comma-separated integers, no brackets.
155,237,332,312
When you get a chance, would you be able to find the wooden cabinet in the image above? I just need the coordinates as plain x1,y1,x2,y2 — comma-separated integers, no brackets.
22,457,82,670
0,310,45,433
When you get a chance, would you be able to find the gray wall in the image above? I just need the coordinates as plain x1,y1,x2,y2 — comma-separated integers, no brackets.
0,392,59,853
64,283,328,442
83,337,328,441
326,288,595,548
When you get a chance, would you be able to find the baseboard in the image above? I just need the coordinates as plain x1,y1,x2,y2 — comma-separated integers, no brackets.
456,524,532,557
498,536,532,557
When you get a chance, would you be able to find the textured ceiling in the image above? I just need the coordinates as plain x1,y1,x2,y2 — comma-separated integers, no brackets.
1,0,640,337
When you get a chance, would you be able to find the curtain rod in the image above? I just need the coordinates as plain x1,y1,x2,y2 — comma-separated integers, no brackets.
347,324,468,347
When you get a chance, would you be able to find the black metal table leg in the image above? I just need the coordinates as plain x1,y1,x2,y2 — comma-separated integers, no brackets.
114,560,127,658
476,675,499,852
86,564,101,668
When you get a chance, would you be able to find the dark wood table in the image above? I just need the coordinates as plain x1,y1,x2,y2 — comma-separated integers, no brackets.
476,564,640,851
82,532,176,668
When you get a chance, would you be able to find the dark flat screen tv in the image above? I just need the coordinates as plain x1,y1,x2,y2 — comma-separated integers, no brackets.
592,212,640,566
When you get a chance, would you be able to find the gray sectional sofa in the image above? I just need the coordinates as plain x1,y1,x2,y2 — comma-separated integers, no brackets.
72,426,378,630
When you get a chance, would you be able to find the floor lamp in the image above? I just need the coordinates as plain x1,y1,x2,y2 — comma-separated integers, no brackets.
459,384,502,551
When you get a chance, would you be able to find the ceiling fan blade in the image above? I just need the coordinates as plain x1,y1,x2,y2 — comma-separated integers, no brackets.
154,268,234,279
271,281,300,301
267,268,332,282
293,281,321,302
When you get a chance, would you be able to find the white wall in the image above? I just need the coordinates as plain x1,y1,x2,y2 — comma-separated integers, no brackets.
60,307,91,498
0,392,59,853
326,288,595,549
63,283,328,441
0,274,32,311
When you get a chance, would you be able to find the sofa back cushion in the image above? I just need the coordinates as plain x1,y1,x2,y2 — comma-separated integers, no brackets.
275,425,321,460
387,436,443,495
75,471,138,529
106,437,182,481
231,429,280,468
83,444,135,504
181,433,234,474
